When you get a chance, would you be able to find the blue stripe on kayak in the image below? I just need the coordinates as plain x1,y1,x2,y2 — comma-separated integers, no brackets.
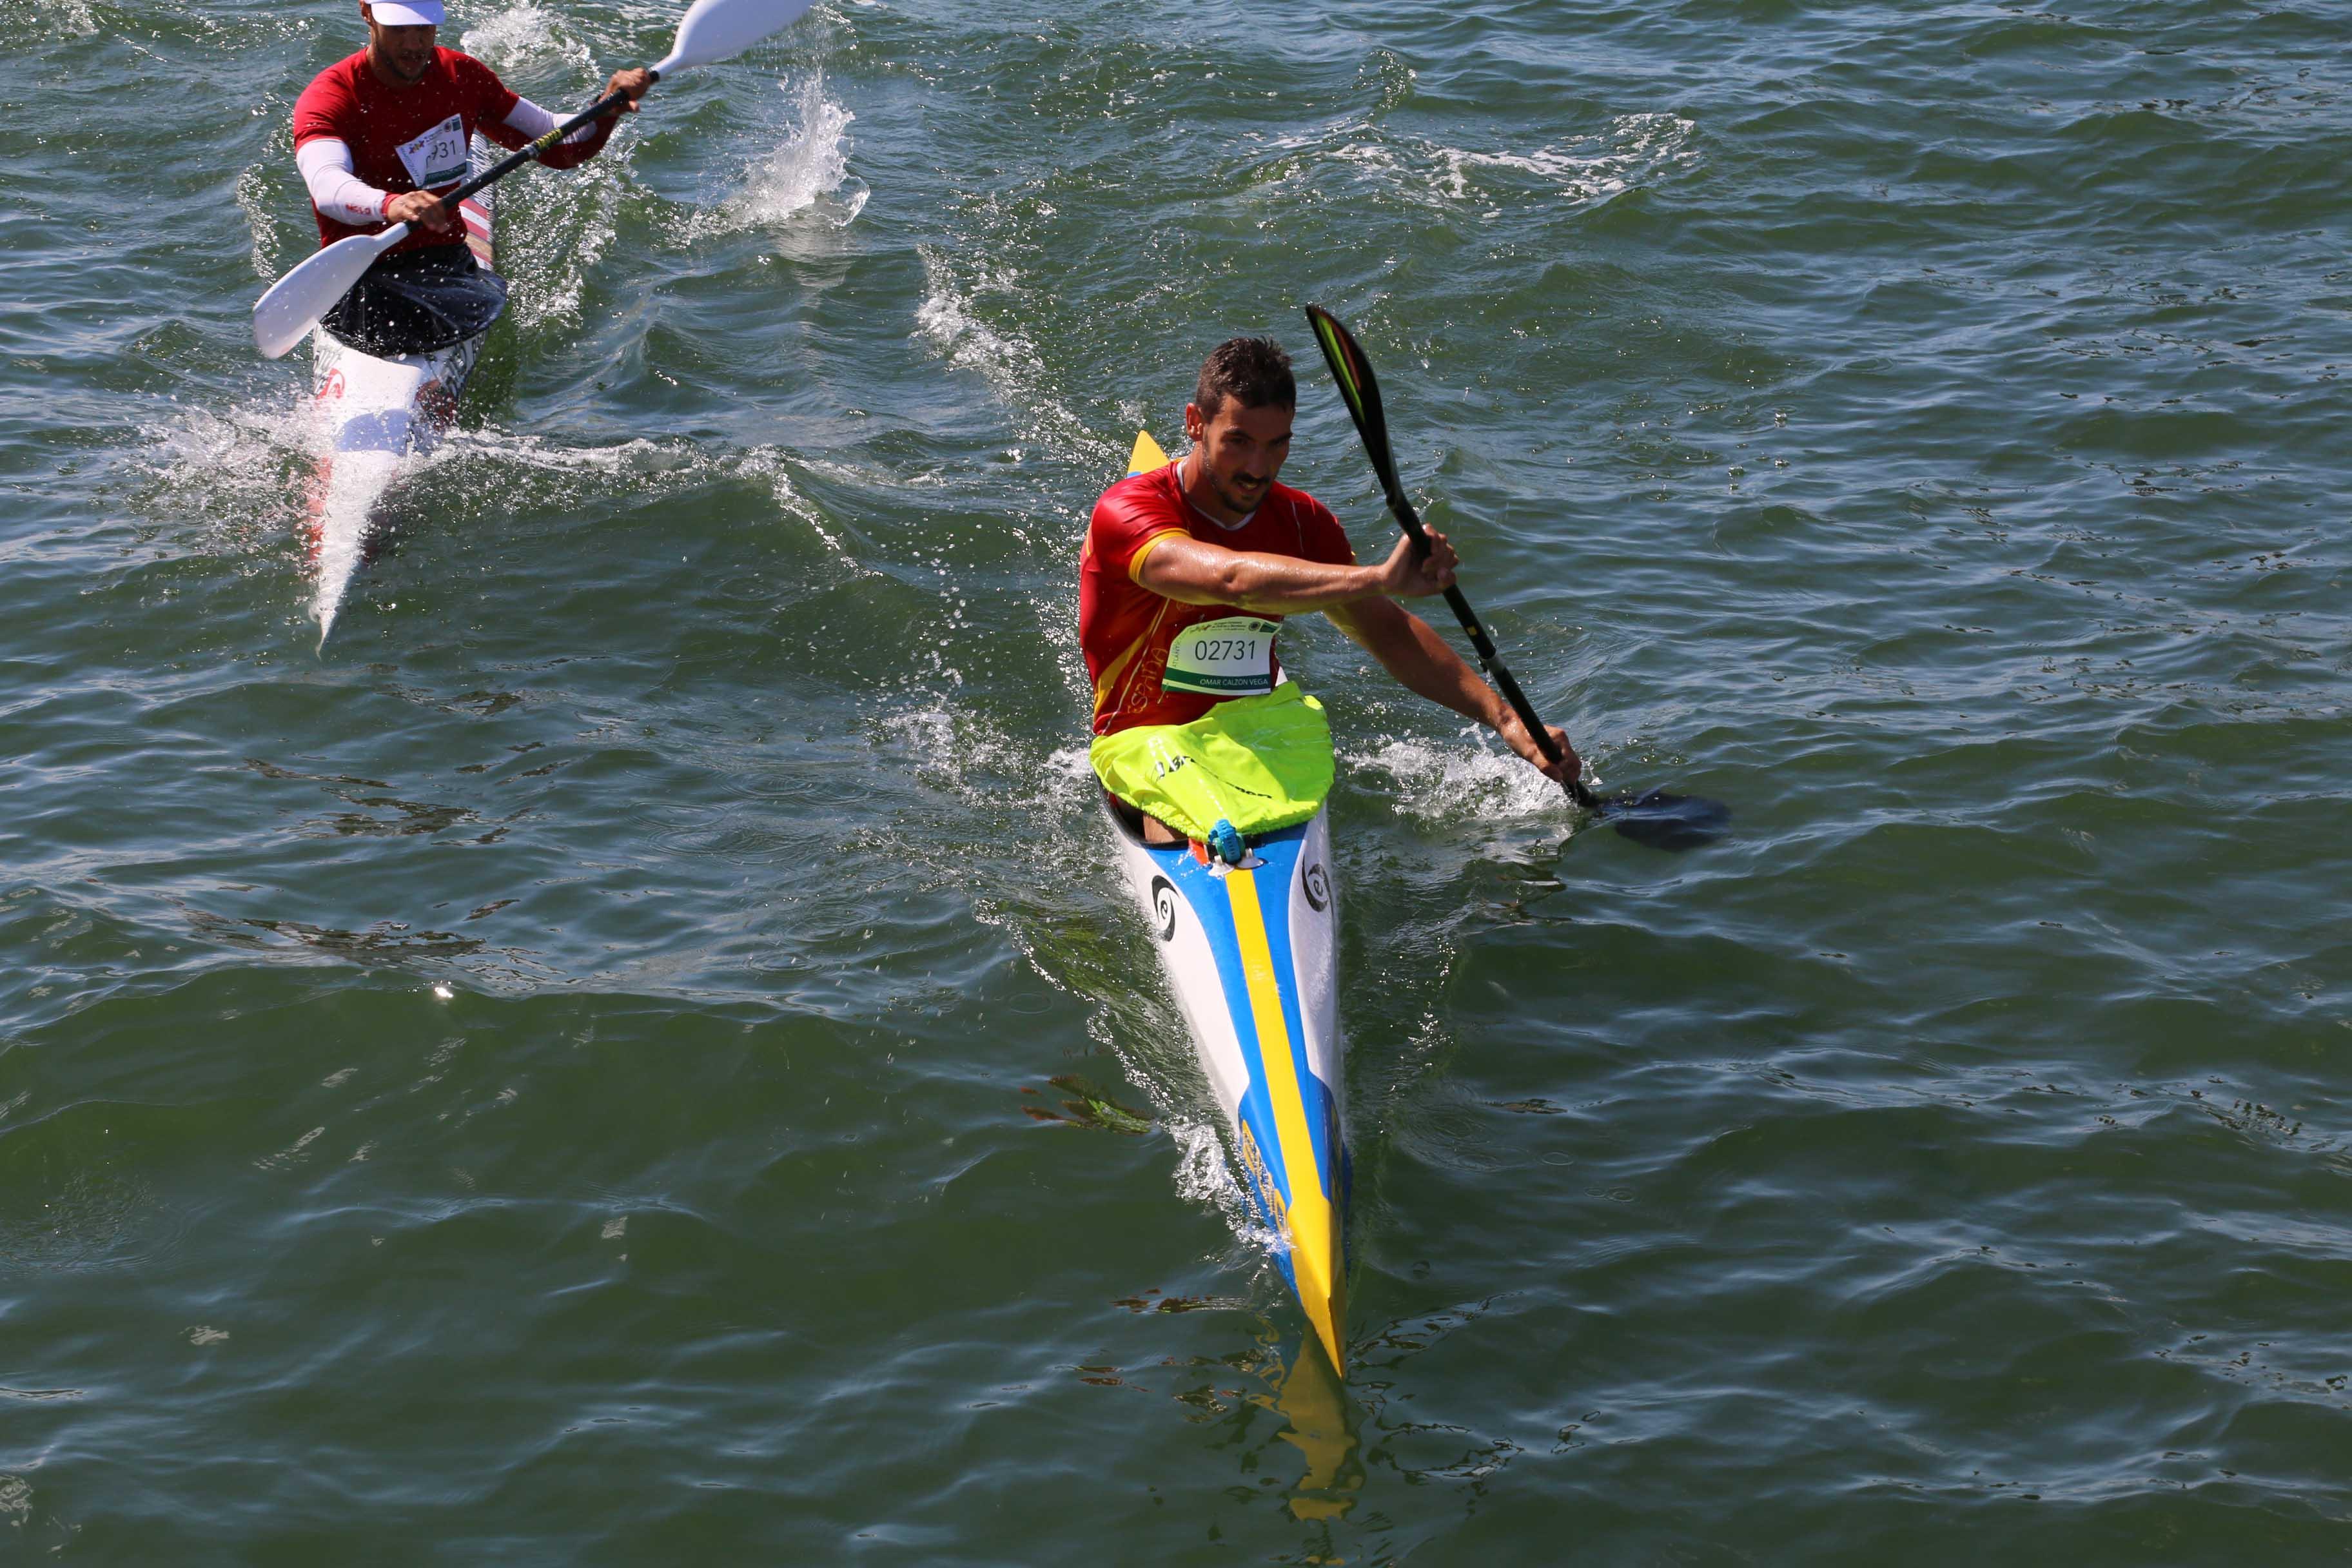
1144,823,1342,1251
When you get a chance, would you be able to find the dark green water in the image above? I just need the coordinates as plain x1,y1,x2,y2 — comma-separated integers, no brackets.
5,0,2349,1558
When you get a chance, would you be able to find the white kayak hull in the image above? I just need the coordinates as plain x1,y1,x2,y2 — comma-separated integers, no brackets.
300,159,496,646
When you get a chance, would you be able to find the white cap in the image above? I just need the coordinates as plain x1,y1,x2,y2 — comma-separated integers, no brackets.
365,0,445,24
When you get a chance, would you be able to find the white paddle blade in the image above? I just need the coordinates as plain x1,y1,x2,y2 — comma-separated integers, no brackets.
251,225,409,359
649,0,818,76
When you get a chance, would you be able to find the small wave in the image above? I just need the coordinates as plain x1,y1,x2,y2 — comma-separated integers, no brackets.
738,447,852,554
1435,112,1700,204
1269,111,1698,213
421,428,699,478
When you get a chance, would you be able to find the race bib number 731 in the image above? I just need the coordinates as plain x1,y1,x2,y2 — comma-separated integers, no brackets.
1163,614,1279,696
396,114,470,190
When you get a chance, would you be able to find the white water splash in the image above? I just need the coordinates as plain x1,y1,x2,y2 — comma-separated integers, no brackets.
695,74,869,240
1348,733,1580,827
452,6,624,332
737,75,866,229
460,2,595,83
138,393,322,569
1167,1116,1289,1264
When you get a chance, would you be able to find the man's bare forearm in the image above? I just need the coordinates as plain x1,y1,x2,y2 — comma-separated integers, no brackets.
1140,540,1389,614
1373,612,1505,727
1330,593,1581,782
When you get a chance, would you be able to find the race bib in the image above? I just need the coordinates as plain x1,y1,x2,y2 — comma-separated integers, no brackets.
395,114,470,190
1164,614,1279,696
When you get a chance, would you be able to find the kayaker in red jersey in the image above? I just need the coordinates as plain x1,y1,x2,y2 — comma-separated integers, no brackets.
1082,337,1579,841
289,1,649,353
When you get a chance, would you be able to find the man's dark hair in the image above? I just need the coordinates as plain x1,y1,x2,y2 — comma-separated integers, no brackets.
1195,336,1295,420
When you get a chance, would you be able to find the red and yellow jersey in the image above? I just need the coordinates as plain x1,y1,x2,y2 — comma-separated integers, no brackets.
1081,442,1355,736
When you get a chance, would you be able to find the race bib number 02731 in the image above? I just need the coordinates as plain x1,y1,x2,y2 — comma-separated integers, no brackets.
396,114,471,190
1162,614,1279,696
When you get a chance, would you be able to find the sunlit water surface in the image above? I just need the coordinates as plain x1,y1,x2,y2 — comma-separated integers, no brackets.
3,0,2348,1558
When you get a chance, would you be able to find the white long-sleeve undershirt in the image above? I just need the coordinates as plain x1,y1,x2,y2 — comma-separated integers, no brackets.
297,97,596,224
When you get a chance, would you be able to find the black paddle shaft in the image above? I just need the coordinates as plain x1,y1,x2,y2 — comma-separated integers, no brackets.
438,80,649,212
1302,305,1600,811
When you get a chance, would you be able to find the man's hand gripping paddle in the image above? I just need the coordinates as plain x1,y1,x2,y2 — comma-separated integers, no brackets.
1302,304,1729,852
252,0,818,359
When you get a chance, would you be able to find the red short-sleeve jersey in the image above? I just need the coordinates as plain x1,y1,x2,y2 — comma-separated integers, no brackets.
1080,458,1356,736
291,48,612,252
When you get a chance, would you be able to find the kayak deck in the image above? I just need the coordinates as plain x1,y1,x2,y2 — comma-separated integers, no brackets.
1103,791,1352,1371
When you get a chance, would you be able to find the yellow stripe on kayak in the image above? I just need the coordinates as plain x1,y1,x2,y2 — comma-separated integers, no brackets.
1224,864,1346,1373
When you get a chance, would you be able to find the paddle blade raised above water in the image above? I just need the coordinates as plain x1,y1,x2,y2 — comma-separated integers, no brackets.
1304,304,1405,505
651,0,819,75
251,226,408,360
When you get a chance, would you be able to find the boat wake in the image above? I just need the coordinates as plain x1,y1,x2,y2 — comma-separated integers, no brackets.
914,248,1121,474
1262,110,1701,214
138,395,320,561
1431,112,1700,206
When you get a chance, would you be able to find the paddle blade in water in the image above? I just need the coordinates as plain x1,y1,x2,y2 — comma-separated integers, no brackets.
1597,788,1732,852
251,227,407,359
652,0,819,75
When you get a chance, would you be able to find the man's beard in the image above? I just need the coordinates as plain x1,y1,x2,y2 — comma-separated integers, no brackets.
1217,475,1268,514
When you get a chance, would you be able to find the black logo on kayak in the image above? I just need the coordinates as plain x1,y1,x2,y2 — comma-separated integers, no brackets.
1150,876,1179,941
1302,861,1330,912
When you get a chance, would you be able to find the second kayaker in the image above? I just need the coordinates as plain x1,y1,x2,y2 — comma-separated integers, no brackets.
289,0,650,355
1083,335,1579,848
